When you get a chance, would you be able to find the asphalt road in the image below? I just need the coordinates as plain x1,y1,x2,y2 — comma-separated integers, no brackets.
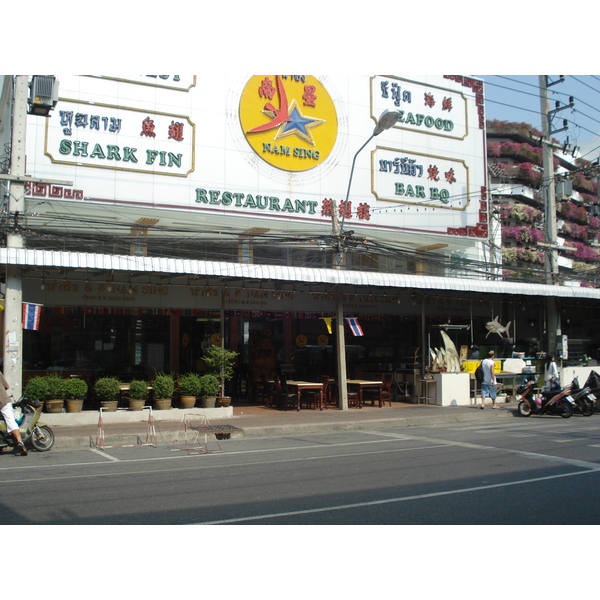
2,415,600,525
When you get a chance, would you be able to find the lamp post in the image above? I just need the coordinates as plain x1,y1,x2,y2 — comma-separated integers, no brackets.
333,109,400,410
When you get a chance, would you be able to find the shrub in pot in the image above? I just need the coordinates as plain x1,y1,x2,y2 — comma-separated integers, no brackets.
198,373,220,408
152,372,174,409
44,373,66,413
63,377,88,413
178,373,201,409
24,376,50,402
94,376,121,411
127,379,148,410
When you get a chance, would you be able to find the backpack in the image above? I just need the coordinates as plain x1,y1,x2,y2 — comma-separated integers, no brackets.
475,363,484,384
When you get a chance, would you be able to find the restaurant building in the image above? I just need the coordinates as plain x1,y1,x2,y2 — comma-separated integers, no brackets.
1,74,599,405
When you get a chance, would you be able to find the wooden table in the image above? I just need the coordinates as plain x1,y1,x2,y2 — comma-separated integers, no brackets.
285,380,325,411
347,380,383,408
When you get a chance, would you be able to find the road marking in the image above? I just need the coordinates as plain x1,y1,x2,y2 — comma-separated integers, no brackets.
359,429,600,470
192,468,599,525
0,444,447,485
90,448,120,461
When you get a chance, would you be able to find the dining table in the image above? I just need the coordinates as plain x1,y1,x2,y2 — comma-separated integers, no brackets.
346,379,384,408
284,380,325,411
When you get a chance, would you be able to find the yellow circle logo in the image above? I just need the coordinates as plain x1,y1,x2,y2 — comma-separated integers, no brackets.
240,76,338,172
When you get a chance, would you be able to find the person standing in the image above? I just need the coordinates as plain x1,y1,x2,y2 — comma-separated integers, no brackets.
544,355,559,390
481,350,498,409
0,371,27,455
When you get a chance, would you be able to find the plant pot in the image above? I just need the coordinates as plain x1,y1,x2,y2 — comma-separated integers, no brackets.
201,396,216,408
154,398,172,410
45,399,64,413
215,396,231,407
100,400,118,412
180,395,197,409
128,398,146,411
65,399,84,413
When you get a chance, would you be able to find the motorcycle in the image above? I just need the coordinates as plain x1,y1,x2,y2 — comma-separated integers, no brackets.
517,377,575,418
0,396,55,453
565,377,595,417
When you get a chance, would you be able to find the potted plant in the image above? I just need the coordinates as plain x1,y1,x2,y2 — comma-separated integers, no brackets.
152,372,174,410
44,373,66,413
63,377,88,413
127,379,148,411
197,373,220,408
24,376,50,403
94,376,121,411
177,373,201,409
202,344,238,407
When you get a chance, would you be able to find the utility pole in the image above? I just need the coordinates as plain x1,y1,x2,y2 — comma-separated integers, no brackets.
1,75,68,395
2,76,28,396
331,201,348,410
539,75,570,358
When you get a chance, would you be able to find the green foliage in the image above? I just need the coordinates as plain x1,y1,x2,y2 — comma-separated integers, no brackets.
63,377,88,399
197,374,220,397
202,345,238,382
46,373,66,399
127,379,148,399
94,377,121,401
24,376,50,400
178,373,202,396
152,372,175,399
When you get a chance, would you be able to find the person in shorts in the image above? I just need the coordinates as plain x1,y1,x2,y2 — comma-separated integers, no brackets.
481,351,498,409
0,371,27,455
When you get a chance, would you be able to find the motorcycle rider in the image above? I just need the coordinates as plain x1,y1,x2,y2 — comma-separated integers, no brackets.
0,371,27,455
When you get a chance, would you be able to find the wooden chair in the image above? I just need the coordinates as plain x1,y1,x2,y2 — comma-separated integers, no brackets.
261,374,274,407
362,373,393,407
301,375,329,410
379,373,393,406
273,374,297,411
346,384,361,408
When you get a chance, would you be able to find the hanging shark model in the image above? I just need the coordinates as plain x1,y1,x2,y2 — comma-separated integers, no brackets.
485,316,511,339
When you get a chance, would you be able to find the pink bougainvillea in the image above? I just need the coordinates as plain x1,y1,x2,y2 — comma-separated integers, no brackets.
502,226,545,244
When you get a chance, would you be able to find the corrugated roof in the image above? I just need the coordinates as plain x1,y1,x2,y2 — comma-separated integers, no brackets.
2,247,599,299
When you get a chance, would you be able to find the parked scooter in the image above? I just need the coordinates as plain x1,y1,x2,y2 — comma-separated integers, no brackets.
0,396,55,453
564,377,595,416
517,377,575,418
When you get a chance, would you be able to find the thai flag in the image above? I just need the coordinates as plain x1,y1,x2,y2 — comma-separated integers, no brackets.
22,303,42,330
345,317,364,337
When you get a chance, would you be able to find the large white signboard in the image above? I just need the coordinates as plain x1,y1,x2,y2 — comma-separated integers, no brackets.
27,75,487,242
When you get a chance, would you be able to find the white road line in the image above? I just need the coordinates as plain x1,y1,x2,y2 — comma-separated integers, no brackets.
192,469,598,525
90,447,120,461
0,444,446,485
359,429,600,470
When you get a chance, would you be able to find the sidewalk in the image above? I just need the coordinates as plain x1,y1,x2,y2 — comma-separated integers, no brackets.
44,400,519,450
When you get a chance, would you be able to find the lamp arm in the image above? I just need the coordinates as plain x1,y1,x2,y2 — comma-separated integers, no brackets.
339,133,374,234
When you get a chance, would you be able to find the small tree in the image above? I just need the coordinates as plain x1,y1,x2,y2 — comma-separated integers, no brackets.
203,344,238,396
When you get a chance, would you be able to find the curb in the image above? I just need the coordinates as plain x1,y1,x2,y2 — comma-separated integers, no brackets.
52,407,517,450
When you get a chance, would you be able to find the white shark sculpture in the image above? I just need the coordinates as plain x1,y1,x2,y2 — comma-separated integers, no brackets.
485,316,511,339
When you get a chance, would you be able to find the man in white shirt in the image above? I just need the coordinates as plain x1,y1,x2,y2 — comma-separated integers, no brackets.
481,350,498,409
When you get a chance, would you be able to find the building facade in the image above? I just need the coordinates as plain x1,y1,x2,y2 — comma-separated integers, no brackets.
1,75,599,405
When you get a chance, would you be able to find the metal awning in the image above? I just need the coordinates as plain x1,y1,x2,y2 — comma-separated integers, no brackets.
2,247,600,300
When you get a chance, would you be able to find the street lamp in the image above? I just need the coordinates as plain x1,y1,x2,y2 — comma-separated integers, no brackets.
334,109,400,410
338,109,401,239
